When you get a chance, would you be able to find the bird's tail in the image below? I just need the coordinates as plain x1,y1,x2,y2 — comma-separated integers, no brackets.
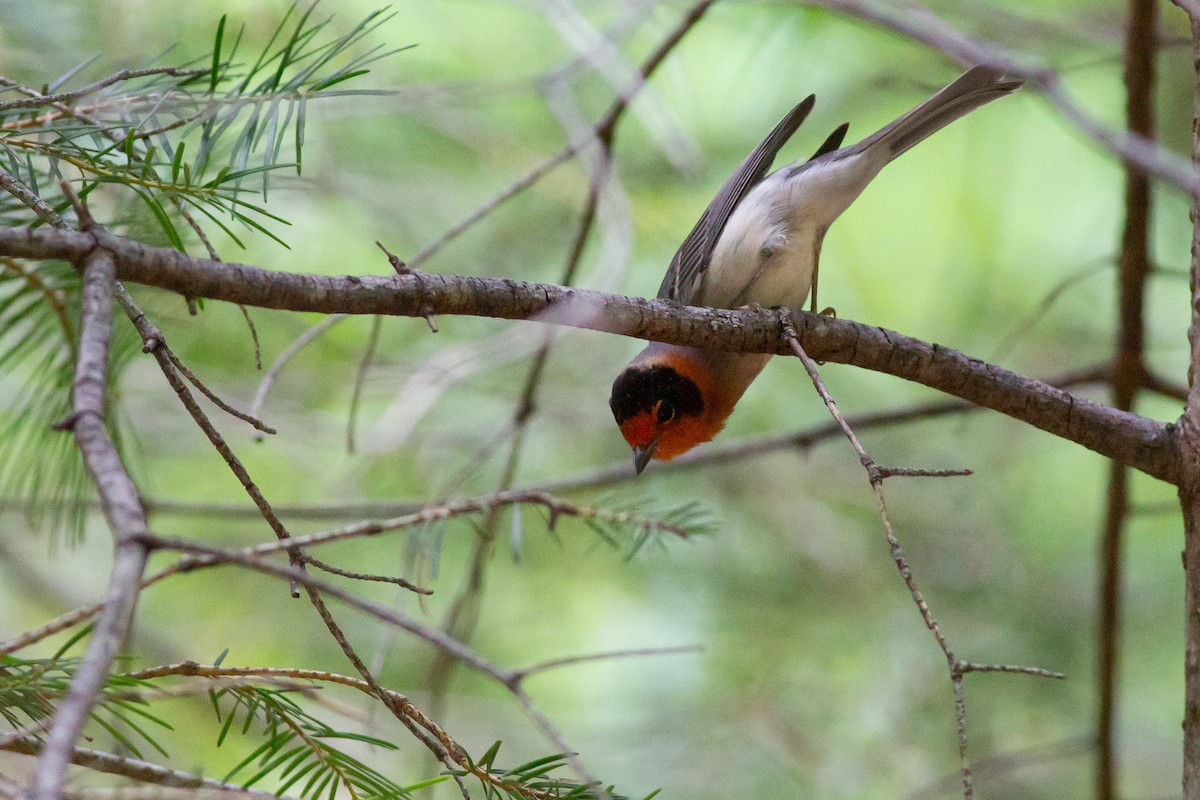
849,66,1022,162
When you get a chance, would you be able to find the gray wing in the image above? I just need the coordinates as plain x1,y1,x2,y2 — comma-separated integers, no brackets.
656,95,815,303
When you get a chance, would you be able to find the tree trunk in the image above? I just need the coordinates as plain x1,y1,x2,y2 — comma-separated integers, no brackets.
1182,15,1200,797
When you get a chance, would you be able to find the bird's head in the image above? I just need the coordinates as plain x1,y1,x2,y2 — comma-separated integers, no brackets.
609,357,723,474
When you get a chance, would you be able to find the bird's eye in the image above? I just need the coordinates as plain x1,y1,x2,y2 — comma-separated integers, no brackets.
656,402,675,424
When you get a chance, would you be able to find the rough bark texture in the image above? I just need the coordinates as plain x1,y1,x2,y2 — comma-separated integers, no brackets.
1186,457,1200,798
0,226,1179,484
32,250,151,800
1182,13,1200,797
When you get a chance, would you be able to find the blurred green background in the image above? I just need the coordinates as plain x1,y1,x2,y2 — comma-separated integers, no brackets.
0,0,1195,798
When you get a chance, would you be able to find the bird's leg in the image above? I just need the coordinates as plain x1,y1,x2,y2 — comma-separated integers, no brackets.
809,227,831,317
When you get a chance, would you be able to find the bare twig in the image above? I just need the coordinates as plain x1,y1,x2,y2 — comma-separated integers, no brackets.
0,166,65,227
238,305,262,370
160,347,275,434
415,8,712,751
4,739,292,800
223,489,695,556
299,590,474,800
1175,0,1200,21
1097,2,1156,797
0,487,692,660
406,0,715,269
778,309,1062,799
0,67,208,111
807,0,1199,195
426,128,613,739
134,541,597,799
113,285,302,593
249,314,348,429
0,364,1109,530
302,554,432,595
508,644,702,684
31,249,152,800
345,314,381,453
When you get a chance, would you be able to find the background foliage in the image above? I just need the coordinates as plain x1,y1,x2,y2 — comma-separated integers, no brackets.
0,1,1193,798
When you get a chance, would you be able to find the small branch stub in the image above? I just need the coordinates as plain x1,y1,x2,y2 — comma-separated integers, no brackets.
377,240,437,332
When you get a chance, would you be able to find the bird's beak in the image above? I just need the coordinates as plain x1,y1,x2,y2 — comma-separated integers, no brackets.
633,436,660,475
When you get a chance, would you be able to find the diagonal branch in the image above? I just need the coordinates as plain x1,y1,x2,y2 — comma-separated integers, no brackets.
806,0,1199,196
405,0,716,269
779,310,1063,799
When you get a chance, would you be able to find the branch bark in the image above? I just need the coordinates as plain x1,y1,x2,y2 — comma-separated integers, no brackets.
31,249,151,800
1098,2,1157,796
0,225,1178,484
1182,13,1200,800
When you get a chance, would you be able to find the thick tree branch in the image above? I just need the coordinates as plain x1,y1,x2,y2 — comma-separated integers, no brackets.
0,225,1178,483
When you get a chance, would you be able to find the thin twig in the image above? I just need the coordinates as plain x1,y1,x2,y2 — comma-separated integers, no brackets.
346,314,382,454
0,166,65,227
299,590,473,800
222,488,694,556
0,366,1107,527
808,0,1200,195
249,313,348,432
406,0,716,269
238,305,263,370
508,644,702,684
163,347,275,434
302,554,432,595
779,308,1063,800
113,284,303,593
420,8,716,759
133,540,596,799
0,486,693,659
0,67,208,111
3,740,292,800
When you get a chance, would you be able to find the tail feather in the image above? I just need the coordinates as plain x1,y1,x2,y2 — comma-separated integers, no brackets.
850,66,1022,162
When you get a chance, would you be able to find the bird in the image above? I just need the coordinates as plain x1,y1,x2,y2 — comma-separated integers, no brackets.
610,66,1022,474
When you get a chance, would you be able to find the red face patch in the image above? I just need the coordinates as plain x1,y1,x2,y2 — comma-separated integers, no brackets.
618,411,656,448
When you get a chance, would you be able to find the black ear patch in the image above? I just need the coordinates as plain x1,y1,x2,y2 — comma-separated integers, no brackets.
610,365,704,424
